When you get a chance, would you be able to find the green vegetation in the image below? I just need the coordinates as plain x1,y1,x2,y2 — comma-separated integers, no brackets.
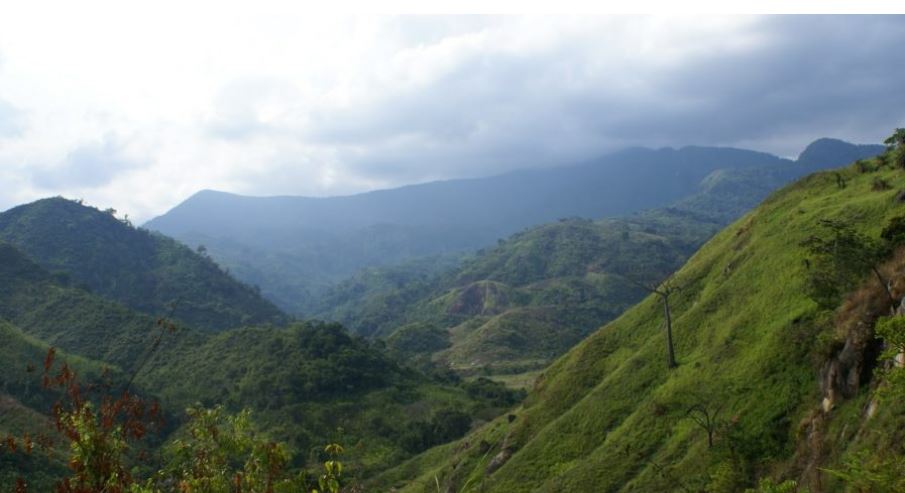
0,241,201,369
0,136,896,491
371,143,905,491
313,140,883,382
0,240,520,488
0,197,288,331
318,213,717,381
149,140,881,315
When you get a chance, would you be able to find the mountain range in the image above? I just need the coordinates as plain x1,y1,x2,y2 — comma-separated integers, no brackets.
1,135,902,492
145,138,884,315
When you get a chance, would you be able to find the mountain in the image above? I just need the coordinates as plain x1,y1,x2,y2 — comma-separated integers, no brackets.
372,147,905,491
0,240,521,483
0,240,183,369
795,138,885,168
309,139,883,381
317,211,717,380
145,141,883,315
0,197,288,331
144,145,796,313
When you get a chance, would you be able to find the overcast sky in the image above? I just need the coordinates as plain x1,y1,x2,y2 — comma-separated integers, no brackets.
0,9,903,221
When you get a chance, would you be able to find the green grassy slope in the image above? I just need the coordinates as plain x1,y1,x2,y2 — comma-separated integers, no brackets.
0,197,288,331
373,153,905,491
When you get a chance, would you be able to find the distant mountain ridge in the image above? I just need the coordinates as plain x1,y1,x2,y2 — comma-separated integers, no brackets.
145,139,884,314
796,137,885,167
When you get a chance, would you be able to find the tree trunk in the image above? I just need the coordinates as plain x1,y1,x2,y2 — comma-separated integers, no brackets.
662,294,677,369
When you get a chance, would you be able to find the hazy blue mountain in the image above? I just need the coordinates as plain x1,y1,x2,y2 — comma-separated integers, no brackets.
145,140,882,314
0,197,289,331
795,137,885,167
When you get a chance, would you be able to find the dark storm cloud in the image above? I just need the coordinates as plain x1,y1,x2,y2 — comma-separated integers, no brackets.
599,16,905,153
210,16,905,187
31,136,141,189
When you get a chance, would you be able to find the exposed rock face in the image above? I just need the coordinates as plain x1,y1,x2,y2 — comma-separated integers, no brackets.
485,433,516,476
797,290,897,489
448,281,511,317
819,319,876,408
818,293,896,411
485,448,513,476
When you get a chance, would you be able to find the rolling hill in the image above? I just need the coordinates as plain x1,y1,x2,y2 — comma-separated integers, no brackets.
318,212,716,379
0,240,521,484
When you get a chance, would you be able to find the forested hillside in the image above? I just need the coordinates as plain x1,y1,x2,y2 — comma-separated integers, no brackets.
373,140,905,491
0,198,288,331
0,240,521,487
317,212,715,380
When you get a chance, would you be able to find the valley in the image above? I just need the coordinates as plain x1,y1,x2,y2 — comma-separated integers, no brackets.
1,135,902,492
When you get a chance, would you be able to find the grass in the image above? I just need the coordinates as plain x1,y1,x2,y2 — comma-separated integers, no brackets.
370,156,905,492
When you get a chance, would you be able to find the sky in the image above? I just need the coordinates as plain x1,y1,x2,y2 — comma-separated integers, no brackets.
0,8,904,221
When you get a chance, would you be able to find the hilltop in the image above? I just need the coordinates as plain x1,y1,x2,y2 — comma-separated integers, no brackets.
0,197,288,331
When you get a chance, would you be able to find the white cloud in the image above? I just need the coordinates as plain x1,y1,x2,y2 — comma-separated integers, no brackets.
0,10,902,221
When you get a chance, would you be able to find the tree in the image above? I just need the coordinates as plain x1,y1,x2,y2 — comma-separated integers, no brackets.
800,219,895,309
152,405,306,492
685,398,726,448
883,128,905,150
884,128,905,169
628,275,682,369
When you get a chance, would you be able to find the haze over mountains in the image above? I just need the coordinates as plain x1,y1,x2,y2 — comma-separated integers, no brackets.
1,131,903,492
4,10,905,492
146,138,884,314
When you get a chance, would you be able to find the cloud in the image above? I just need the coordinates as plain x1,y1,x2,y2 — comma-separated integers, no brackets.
0,52,23,139
0,98,22,138
30,134,143,189
0,13,903,221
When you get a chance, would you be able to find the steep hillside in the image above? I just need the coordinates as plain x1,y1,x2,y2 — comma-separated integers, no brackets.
373,148,905,491
0,241,187,369
0,198,288,331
